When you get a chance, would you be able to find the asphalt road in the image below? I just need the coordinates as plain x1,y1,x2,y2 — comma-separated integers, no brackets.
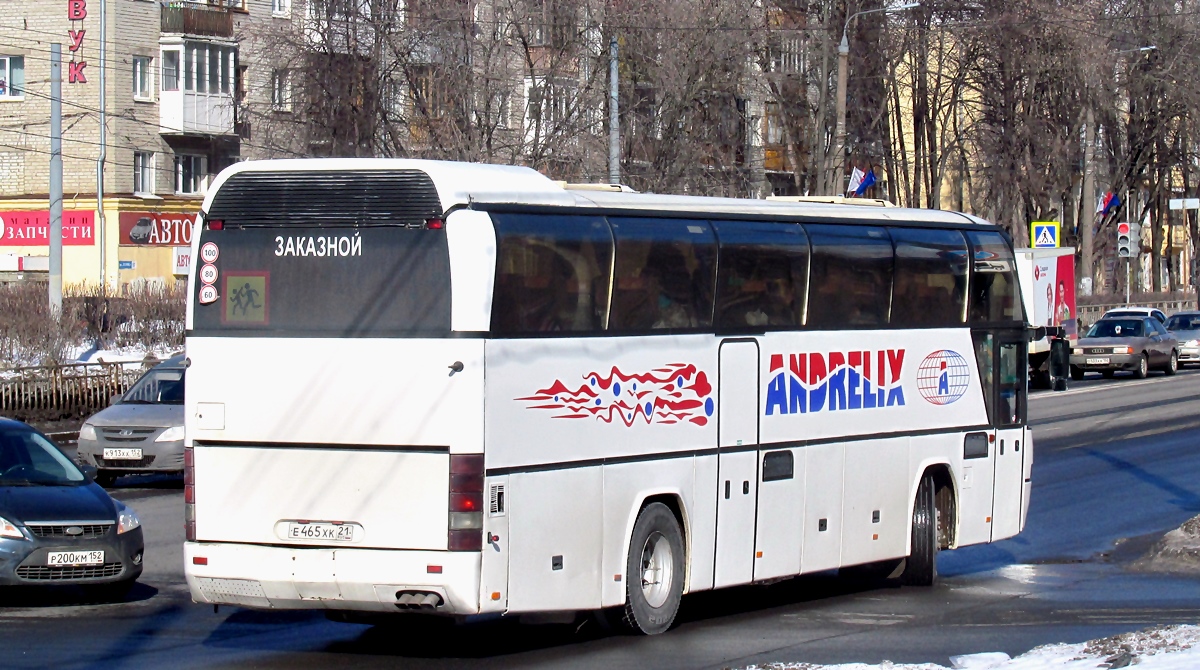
4,369,1200,669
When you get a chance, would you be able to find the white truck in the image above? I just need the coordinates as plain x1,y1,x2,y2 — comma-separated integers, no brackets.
1015,246,1077,389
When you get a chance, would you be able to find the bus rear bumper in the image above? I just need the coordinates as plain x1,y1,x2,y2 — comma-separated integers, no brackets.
184,542,481,615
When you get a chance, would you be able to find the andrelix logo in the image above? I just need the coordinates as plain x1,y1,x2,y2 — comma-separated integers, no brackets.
765,349,906,416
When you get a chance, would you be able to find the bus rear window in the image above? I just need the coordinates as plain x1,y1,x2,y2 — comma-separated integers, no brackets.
191,226,451,337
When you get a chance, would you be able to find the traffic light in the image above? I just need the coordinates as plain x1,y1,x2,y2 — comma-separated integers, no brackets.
1117,222,1132,257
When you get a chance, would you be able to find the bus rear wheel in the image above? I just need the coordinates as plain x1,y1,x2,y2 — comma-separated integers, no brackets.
901,474,938,586
621,502,685,635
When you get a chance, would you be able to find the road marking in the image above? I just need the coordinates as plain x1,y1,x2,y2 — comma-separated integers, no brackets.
1031,377,1176,399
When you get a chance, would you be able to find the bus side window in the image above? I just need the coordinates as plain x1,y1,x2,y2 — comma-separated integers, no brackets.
973,332,995,425
711,220,808,329
609,218,716,331
967,231,1024,324
490,214,613,335
804,224,893,328
997,340,1026,425
889,227,969,327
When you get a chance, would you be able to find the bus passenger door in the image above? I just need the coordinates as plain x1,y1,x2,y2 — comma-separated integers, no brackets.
992,338,1028,540
714,339,759,588
958,332,997,547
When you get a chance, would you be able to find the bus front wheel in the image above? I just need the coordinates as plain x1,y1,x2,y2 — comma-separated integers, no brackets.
621,502,685,635
901,474,938,586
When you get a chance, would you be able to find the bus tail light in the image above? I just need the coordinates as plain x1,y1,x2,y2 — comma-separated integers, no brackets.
207,219,224,230
184,446,196,542
448,454,484,551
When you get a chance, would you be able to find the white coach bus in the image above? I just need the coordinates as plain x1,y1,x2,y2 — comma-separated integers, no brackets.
183,159,1032,635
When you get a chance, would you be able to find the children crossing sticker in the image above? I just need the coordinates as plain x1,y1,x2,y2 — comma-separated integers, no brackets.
222,273,269,325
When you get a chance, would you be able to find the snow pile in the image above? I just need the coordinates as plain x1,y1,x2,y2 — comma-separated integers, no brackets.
743,624,1200,670
1132,515,1200,575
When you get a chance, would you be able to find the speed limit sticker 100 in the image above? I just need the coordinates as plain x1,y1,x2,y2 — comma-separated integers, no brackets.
200,242,219,264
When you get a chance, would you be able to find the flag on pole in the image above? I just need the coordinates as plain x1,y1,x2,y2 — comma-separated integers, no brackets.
854,168,877,196
1097,191,1121,215
846,167,865,196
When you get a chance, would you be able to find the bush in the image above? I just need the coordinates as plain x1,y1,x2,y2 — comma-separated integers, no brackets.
0,283,185,368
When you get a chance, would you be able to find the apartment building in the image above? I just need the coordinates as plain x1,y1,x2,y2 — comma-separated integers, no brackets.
0,0,265,290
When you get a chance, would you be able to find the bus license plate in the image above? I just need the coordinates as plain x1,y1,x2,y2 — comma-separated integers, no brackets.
47,550,104,566
103,448,142,460
288,522,355,542
1086,357,1110,365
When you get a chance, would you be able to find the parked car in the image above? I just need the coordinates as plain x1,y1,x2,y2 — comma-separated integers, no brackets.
76,354,185,487
1070,317,1179,379
0,417,143,596
1165,310,1200,367
1101,307,1168,324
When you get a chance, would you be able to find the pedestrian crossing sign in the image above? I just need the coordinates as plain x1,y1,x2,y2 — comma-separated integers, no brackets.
1031,221,1060,248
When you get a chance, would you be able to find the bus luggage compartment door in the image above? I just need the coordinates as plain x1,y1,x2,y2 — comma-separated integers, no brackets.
714,340,759,588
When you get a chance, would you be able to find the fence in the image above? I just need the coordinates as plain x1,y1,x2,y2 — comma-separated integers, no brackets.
1078,299,1197,328
0,361,149,422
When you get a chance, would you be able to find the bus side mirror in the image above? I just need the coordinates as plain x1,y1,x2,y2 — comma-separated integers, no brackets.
1027,326,1048,342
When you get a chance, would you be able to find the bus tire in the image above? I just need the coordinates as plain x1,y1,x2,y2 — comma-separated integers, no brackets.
621,502,685,635
901,474,938,587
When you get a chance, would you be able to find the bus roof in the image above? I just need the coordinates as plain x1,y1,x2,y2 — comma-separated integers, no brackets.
202,158,986,229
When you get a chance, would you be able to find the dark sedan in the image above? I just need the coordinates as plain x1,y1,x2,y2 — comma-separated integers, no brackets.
1069,316,1179,380
0,418,144,597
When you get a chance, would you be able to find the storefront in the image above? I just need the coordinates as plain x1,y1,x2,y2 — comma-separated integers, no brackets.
0,197,202,292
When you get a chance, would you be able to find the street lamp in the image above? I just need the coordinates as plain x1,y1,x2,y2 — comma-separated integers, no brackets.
829,1,920,195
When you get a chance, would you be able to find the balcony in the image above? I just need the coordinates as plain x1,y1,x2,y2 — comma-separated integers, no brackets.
160,91,235,135
161,3,234,38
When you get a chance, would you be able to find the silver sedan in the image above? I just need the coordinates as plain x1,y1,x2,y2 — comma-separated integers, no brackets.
1165,311,1200,367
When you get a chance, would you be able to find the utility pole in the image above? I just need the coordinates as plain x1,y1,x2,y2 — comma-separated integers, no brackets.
830,35,849,195
608,35,619,185
50,44,63,315
97,0,107,292
830,3,919,196
1081,106,1095,295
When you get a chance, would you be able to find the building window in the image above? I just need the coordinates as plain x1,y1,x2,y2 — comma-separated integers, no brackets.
183,43,235,95
272,0,290,16
0,56,24,99
134,152,155,195
271,69,292,111
161,50,180,91
133,56,153,100
764,102,784,145
175,154,207,195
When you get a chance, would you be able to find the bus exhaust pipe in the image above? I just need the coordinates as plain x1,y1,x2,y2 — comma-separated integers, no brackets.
394,591,443,610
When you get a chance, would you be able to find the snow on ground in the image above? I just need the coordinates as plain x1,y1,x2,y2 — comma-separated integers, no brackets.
69,343,178,366
743,624,1200,670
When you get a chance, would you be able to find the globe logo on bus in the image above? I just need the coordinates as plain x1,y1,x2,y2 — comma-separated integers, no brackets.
916,350,970,405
